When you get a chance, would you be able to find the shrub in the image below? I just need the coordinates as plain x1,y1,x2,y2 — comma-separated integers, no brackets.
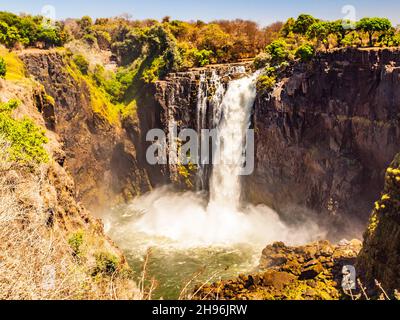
190,48,212,67
266,39,290,64
293,14,318,35
73,54,89,74
68,231,84,257
83,34,97,46
295,43,315,62
0,57,6,78
256,74,276,92
253,52,272,70
0,99,49,164
93,252,119,276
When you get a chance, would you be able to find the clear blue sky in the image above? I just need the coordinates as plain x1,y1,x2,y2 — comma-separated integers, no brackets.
1,0,400,26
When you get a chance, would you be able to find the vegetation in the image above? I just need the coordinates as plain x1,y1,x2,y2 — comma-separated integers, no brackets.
0,56,5,77
0,11,68,48
254,14,397,94
0,99,49,164
0,46,26,81
68,231,85,258
93,252,120,276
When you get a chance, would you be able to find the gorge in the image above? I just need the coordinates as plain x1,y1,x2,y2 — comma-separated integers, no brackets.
3,40,400,299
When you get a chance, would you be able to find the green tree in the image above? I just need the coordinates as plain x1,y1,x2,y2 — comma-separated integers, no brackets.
295,43,315,61
0,21,21,48
293,14,318,35
307,22,330,49
0,57,6,78
357,17,392,47
265,39,290,64
281,18,296,37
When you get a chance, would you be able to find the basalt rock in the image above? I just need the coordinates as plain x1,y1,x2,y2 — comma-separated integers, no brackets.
194,240,362,300
244,48,400,240
357,153,400,297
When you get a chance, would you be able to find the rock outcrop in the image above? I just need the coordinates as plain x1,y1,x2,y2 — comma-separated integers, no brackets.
245,48,400,239
357,153,400,296
194,240,362,300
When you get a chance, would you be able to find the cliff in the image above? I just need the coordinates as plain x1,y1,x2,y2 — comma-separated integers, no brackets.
245,48,400,239
357,153,400,296
0,72,137,299
19,50,153,210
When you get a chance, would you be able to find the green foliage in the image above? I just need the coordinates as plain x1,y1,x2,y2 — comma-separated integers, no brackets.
0,21,21,48
93,252,119,276
68,231,84,257
307,22,330,48
0,99,49,164
293,14,318,35
256,74,276,92
253,52,272,69
266,40,290,64
281,18,296,37
356,17,392,46
0,11,67,48
0,57,6,78
187,48,212,67
83,33,97,46
73,54,89,74
295,43,315,62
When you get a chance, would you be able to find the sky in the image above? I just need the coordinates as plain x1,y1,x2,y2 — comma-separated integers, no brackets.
1,0,400,26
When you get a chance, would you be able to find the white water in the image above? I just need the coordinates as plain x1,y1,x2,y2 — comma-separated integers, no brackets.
109,72,325,248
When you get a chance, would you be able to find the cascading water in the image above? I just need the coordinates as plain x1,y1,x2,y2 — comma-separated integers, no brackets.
208,73,257,210
103,69,325,299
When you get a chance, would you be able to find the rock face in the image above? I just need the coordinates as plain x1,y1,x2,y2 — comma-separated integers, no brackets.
244,48,400,239
19,50,152,210
194,240,362,300
357,153,400,296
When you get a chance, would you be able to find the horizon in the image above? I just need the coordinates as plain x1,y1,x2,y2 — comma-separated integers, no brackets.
1,0,400,26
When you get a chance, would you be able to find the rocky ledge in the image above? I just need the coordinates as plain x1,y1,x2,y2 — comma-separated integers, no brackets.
194,240,362,300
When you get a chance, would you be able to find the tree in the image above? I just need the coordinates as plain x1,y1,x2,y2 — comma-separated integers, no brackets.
0,21,21,48
265,39,290,64
356,17,392,47
0,57,6,78
295,43,315,61
327,20,350,45
293,14,318,35
307,22,330,49
281,18,296,37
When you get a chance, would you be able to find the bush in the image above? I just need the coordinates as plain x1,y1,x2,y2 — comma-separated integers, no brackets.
83,34,97,46
0,99,49,164
295,44,315,62
256,74,276,92
0,57,6,78
93,252,119,276
253,52,272,70
266,40,290,64
68,231,84,257
293,14,318,35
73,54,89,74
189,48,212,67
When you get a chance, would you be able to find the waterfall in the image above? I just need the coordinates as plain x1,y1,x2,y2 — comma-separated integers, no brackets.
208,73,258,210
124,68,324,247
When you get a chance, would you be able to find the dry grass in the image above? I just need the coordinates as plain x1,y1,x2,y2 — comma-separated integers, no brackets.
0,137,139,300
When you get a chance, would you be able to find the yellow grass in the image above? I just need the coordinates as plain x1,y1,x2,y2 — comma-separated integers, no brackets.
0,46,26,81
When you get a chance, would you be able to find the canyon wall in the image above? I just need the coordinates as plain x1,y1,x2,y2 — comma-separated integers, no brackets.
244,48,400,239
19,50,153,210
